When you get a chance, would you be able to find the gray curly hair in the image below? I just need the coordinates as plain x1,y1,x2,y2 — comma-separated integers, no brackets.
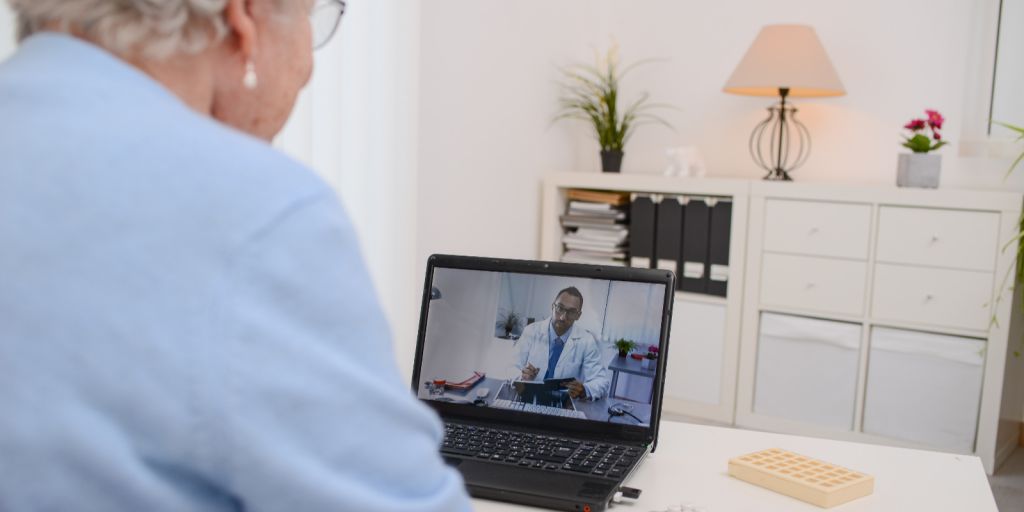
6,0,235,60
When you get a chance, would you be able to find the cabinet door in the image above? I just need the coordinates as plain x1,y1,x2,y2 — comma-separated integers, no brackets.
862,327,986,452
753,313,861,430
663,300,727,406
871,264,993,331
876,207,1000,272
760,253,867,316
763,200,872,259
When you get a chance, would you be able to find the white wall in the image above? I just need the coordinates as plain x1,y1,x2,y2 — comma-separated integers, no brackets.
417,0,1024,270
276,0,424,381
0,2,14,60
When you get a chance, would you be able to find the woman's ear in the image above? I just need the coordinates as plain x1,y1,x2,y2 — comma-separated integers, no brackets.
223,0,257,60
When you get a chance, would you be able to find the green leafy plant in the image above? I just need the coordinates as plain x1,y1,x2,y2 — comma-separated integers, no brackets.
495,307,523,339
993,121,1024,177
901,110,947,153
989,121,1024,356
552,38,674,151
614,338,637,355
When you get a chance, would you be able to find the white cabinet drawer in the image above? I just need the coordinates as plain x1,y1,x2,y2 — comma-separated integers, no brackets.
764,200,872,260
871,264,994,331
760,253,867,316
876,207,1000,272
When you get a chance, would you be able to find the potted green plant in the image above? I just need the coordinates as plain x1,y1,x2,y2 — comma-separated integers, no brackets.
640,345,659,370
495,307,523,339
613,338,637,358
990,121,1024,356
552,40,674,173
897,110,947,188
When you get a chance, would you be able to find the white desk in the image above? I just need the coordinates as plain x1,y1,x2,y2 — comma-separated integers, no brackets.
471,421,997,511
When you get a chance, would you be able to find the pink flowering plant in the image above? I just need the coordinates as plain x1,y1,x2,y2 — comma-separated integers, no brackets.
902,110,948,153
645,345,659,359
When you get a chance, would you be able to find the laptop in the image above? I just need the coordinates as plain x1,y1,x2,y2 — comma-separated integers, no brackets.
411,255,675,512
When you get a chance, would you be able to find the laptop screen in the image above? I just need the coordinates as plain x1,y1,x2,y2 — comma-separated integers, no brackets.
414,262,669,430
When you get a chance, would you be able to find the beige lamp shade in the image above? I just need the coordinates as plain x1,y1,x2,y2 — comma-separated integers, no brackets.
723,24,845,98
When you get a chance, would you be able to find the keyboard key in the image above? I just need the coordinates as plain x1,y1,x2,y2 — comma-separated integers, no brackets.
519,460,531,466
592,469,606,476
441,448,477,457
616,457,633,466
609,468,624,478
597,463,611,470
533,461,545,468
546,464,559,470
477,452,492,458
626,450,640,457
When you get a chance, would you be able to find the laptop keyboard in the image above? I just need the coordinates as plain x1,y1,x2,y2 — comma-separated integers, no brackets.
441,422,643,478
491,399,588,419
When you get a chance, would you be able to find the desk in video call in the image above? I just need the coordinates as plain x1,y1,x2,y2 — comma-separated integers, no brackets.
433,376,652,424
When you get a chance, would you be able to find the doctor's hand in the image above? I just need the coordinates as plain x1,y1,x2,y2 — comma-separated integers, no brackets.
522,364,539,381
562,379,586,399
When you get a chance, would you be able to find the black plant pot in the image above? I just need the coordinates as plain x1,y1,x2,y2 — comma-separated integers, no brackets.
618,349,628,358
601,150,624,173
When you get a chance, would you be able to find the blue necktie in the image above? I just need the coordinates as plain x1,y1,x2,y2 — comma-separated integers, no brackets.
545,337,565,381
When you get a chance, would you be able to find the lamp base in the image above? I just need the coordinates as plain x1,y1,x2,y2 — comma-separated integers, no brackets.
749,88,808,182
764,168,793,181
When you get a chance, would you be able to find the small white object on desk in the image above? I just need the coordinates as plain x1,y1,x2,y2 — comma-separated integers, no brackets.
476,387,489,398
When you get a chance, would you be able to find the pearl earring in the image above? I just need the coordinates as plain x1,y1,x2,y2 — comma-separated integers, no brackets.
243,60,258,90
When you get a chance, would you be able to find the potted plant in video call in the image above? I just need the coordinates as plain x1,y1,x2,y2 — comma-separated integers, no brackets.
614,338,637,358
897,110,947,188
496,307,523,340
641,345,658,370
552,37,675,173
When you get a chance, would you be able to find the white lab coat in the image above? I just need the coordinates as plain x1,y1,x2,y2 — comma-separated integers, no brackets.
511,320,610,399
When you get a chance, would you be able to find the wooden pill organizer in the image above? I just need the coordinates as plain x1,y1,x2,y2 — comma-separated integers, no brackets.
728,448,874,508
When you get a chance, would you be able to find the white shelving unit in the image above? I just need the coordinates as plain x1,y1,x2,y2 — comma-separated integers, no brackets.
735,181,1024,475
540,172,1024,475
540,171,750,424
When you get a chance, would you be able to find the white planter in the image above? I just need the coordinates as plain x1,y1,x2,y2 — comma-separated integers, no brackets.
897,153,941,188
641,357,655,370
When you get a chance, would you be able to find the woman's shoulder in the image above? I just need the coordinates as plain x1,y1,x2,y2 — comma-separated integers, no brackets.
156,113,338,234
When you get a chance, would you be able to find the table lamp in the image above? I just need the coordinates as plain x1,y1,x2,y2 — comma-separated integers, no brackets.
723,24,845,180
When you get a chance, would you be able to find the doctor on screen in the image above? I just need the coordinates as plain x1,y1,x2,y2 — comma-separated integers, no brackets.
511,287,610,400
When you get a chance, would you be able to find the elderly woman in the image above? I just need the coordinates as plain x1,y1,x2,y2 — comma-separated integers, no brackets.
0,1,471,511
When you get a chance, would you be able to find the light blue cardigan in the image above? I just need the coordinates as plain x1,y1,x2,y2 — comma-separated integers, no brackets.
0,33,471,512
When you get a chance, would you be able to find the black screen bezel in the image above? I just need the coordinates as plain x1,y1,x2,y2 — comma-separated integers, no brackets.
410,254,675,449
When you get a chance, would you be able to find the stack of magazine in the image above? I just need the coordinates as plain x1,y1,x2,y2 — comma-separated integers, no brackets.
560,189,630,266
